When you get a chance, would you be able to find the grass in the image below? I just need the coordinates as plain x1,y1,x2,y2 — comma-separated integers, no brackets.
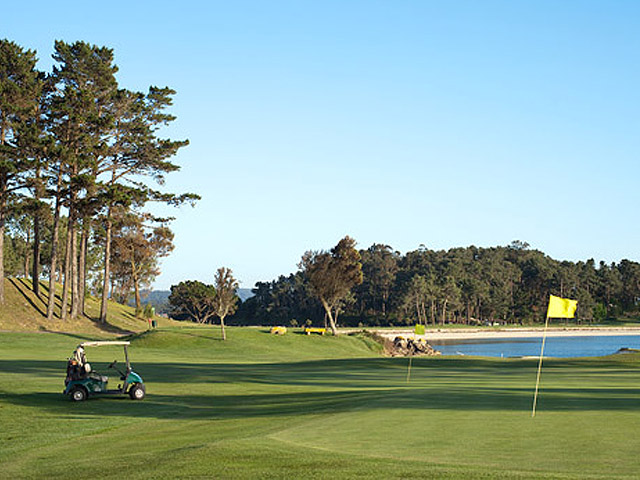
1,325,639,479
0,277,180,335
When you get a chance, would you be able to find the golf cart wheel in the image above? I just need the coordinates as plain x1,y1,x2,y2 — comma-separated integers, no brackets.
129,383,146,400
70,387,88,402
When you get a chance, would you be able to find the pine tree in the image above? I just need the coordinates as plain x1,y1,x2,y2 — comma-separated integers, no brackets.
0,39,40,303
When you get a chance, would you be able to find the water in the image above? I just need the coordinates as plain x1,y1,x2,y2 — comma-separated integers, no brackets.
430,335,640,358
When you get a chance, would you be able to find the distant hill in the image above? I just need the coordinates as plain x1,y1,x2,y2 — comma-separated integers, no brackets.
136,290,171,314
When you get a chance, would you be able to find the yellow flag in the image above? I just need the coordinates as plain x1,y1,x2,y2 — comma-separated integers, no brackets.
546,294,577,318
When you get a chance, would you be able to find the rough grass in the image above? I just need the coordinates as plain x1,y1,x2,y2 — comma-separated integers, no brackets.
0,277,180,335
1,326,639,479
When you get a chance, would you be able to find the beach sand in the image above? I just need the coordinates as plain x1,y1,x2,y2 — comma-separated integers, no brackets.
373,326,640,341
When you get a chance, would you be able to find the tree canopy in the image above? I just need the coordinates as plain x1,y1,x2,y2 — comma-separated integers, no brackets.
299,236,363,335
235,240,640,329
0,38,198,322
168,280,216,324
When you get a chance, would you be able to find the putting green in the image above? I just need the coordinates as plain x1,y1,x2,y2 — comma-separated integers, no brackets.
0,327,638,479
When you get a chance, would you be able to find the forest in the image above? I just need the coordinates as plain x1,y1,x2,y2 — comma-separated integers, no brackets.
0,38,196,322
234,241,640,327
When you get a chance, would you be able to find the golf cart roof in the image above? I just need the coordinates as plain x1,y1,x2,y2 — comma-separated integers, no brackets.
79,341,131,347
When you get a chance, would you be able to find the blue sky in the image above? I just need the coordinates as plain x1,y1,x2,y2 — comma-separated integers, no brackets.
3,1,639,289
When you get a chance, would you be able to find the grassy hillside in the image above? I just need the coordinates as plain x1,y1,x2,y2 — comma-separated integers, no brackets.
0,277,180,335
1,326,639,479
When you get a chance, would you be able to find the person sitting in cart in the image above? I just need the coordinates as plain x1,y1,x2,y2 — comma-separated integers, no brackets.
65,346,91,382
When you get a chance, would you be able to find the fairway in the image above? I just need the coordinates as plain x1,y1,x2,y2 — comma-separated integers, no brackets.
1,327,639,479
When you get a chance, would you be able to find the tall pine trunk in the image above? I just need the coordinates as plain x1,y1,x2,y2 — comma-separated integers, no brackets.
46,169,64,320
32,216,40,296
70,208,80,319
0,179,6,304
78,222,88,316
99,211,112,323
441,299,448,326
60,217,72,320
0,206,4,304
132,263,142,313
130,248,142,312
0,122,6,304
430,299,436,325
23,245,29,278
22,226,31,278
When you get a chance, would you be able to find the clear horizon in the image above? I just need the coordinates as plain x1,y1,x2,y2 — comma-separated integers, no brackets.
5,0,639,289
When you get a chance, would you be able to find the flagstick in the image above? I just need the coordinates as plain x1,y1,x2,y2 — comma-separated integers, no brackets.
531,314,550,417
406,356,413,383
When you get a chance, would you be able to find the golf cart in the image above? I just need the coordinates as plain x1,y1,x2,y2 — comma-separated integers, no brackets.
63,341,145,402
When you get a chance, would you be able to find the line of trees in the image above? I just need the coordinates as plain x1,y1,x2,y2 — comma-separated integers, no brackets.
235,240,640,327
0,38,198,321
166,239,364,337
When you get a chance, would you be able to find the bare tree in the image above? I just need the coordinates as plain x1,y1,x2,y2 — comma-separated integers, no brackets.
212,267,239,341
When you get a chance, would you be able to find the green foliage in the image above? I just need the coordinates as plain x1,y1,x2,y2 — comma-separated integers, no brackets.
0,37,198,321
0,39,41,303
594,302,608,322
300,236,363,334
143,303,154,320
236,272,321,326
110,214,175,310
239,242,640,328
357,244,399,317
169,280,216,323
168,280,216,324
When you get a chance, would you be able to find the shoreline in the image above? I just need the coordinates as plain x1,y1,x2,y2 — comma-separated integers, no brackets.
371,326,640,341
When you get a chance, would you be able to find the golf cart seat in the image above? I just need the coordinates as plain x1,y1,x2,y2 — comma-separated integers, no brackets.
89,372,109,383
82,363,108,383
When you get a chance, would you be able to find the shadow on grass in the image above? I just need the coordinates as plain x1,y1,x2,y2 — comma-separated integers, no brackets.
9,278,47,317
3,381,640,421
2,356,638,385
7,277,133,337
83,317,135,336
40,320,133,337
2,356,640,419
39,330,98,342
